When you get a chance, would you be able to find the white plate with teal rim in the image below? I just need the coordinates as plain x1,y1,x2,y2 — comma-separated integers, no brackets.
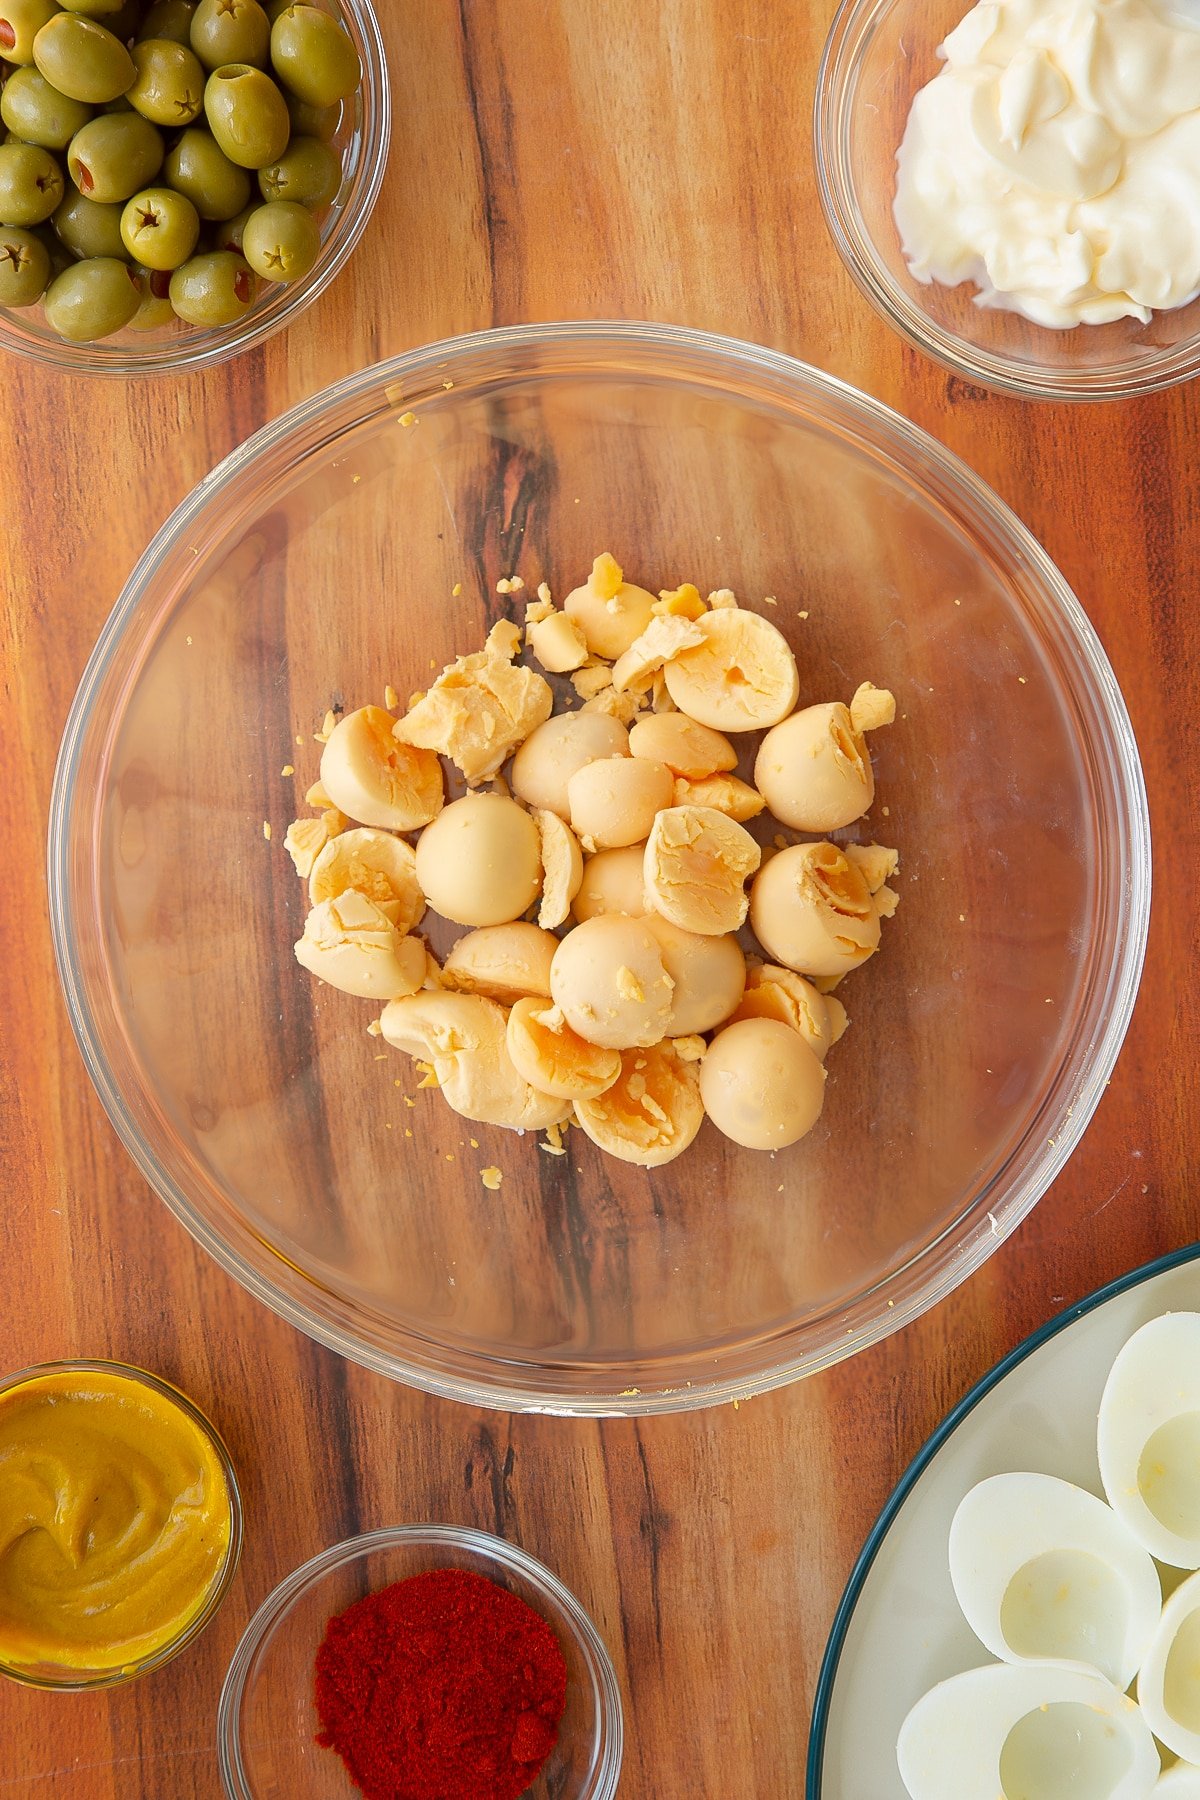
808,1242,1200,1799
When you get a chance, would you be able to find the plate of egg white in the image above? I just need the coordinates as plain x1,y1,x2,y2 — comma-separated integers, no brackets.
809,1243,1200,1800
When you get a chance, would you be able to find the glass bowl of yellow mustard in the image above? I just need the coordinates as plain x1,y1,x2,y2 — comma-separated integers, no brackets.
0,1359,242,1690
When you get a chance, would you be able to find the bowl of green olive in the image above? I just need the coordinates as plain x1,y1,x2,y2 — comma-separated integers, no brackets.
0,0,388,373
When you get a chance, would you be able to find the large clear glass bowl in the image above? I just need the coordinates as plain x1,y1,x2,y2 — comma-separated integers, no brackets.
0,0,388,378
47,322,1151,1413
217,1526,622,1800
816,0,1200,400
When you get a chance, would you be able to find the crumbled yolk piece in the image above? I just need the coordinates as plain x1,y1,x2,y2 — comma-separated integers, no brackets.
570,660,616,701
581,686,645,725
284,815,333,877
616,965,644,1004
653,583,707,621
393,622,552,782
529,611,589,674
592,553,623,600
844,842,899,893
850,681,897,733
672,774,765,823
611,615,706,695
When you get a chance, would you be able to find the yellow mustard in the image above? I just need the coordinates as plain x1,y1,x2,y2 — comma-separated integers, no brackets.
0,1365,235,1676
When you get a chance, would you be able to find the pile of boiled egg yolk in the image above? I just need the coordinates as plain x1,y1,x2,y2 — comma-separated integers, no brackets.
284,554,899,1166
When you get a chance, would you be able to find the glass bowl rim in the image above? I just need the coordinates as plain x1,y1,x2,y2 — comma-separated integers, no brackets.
0,1356,244,1690
814,0,1200,402
215,1522,625,1800
0,0,390,379
46,319,1152,1414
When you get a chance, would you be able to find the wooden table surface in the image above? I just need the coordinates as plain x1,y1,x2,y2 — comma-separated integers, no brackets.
1,3,1195,1794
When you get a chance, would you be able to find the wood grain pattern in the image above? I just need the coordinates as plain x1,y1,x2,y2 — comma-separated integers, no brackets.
0,1,1196,1794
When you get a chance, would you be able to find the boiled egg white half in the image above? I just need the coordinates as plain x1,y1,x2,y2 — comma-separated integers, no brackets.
1098,1313,1200,1568
948,1471,1161,1688
1139,1569,1200,1765
897,1661,1160,1800
1156,1765,1200,1796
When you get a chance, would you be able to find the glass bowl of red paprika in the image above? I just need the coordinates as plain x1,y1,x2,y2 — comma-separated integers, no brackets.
216,1523,623,1800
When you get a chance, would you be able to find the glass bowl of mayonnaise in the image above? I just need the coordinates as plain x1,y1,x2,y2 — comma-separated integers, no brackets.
817,0,1200,399
0,1360,243,1689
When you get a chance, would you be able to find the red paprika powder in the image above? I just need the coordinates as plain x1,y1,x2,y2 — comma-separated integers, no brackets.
313,1566,568,1800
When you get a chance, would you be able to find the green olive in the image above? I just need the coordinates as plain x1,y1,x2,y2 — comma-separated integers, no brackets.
136,0,195,44
0,139,62,221
32,12,135,102
129,259,173,325
168,245,253,323
241,195,316,279
67,111,163,203
33,216,72,272
263,0,291,17
257,132,338,206
162,124,248,218
0,63,93,147
269,5,359,107
119,181,197,266
52,181,126,255
126,36,203,124
0,0,61,66
43,250,138,335
189,0,268,70
203,61,286,168
0,220,49,301
57,0,126,16
104,0,144,39
210,195,254,251
283,88,336,140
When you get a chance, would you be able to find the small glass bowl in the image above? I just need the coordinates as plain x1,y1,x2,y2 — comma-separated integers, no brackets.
217,1525,624,1800
0,1358,243,1690
816,0,1200,400
0,0,389,378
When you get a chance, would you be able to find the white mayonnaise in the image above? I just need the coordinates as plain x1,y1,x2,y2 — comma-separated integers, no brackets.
893,0,1200,328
